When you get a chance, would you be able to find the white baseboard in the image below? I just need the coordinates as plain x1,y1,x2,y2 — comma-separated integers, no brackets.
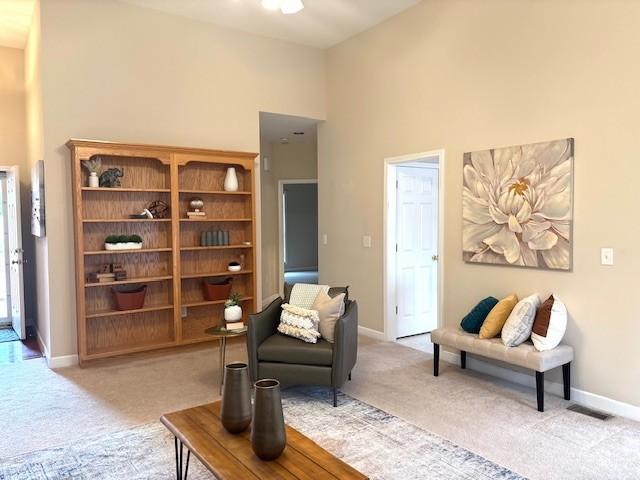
35,329,79,368
47,354,79,369
36,330,49,360
440,350,640,422
358,326,385,340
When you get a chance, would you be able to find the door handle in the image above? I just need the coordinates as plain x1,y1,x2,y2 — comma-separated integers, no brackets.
432,254,439,262
11,259,26,265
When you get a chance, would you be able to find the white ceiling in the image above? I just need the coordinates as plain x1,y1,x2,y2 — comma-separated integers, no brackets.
119,0,420,48
0,0,35,49
260,112,318,144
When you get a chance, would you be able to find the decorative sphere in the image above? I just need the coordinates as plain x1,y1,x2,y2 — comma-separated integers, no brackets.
189,197,204,210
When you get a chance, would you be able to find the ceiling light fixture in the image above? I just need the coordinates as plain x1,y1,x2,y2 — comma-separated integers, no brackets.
261,0,304,15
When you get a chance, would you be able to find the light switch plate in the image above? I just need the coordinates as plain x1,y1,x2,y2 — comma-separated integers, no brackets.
362,235,372,248
322,234,328,245
601,247,614,266
181,306,188,317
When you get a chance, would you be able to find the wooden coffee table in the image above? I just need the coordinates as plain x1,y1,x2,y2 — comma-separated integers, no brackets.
161,401,368,480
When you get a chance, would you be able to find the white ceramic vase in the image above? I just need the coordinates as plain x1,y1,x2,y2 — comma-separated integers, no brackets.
89,172,99,188
224,167,239,192
225,305,243,322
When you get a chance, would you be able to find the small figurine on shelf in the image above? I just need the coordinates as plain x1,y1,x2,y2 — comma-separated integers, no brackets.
147,200,170,219
111,262,128,281
99,168,124,188
224,292,244,328
187,197,206,219
129,209,153,219
81,157,102,188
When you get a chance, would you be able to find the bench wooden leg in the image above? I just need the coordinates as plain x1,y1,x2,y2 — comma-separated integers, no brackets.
460,351,466,369
563,362,571,400
433,344,440,376
536,371,544,412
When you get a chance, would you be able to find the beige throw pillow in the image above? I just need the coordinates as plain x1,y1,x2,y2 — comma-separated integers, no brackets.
312,291,345,343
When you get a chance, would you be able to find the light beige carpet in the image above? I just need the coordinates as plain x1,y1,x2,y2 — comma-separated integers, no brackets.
1,337,639,479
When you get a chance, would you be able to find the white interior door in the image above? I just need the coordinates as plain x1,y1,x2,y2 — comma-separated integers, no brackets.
6,167,25,339
396,165,438,338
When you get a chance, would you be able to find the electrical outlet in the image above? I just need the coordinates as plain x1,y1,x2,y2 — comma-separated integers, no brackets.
181,306,188,318
601,247,614,266
322,234,328,245
362,235,372,248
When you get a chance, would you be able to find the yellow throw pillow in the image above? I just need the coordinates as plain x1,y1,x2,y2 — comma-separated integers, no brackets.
479,294,518,339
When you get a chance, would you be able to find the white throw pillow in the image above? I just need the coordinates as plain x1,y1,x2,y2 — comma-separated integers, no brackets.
531,295,568,351
277,303,321,343
312,291,345,343
288,284,329,309
501,294,540,347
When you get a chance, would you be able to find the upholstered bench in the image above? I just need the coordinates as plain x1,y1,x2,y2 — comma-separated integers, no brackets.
431,327,574,412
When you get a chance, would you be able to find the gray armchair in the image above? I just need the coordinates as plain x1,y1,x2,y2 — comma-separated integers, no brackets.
247,289,358,407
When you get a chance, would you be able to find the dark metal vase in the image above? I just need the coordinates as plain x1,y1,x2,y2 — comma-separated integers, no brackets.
251,379,286,460
220,362,252,434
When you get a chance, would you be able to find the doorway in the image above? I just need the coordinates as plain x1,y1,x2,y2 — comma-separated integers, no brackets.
0,166,25,342
279,180,318,287
384,150,445,346
258,111,320,302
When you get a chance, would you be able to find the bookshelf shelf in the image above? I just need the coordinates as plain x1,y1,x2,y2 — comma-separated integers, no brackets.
85,275,173,288
83,218,172,223
86,304,174,319
84,248,172,256
82,187,171,193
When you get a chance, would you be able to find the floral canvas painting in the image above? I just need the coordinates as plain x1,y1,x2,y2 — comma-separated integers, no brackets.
463,138,573,270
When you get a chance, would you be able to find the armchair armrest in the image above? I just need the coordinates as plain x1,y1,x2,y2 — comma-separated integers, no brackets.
247,297,283,381
332,300,358,387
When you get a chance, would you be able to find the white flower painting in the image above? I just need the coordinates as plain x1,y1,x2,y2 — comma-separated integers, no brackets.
463,138,573,270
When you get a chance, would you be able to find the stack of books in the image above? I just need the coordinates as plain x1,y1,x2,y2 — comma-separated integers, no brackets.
226,322,245,331
88,272,116,283
187,211,206,218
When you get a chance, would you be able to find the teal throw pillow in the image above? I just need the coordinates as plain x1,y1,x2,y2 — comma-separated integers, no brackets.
460,297,499,333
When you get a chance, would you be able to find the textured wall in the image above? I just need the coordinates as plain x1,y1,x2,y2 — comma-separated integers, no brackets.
320,0,640,406
37,0,325,357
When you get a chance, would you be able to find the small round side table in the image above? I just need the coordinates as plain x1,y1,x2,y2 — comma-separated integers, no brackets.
204,325,248,395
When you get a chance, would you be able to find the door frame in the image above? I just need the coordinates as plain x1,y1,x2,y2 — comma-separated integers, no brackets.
383,150,445,342
0,174,10,325
277,179,318,298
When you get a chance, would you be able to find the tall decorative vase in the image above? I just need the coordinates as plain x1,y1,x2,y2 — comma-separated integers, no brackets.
251,379,286,460
88,172,99,188
220,362,252,433
224,167,239,192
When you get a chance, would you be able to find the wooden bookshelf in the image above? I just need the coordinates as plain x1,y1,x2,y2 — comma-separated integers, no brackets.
68,139,257,364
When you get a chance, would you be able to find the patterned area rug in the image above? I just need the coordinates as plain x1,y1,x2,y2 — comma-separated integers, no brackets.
0,328,19,344
0,388,525,479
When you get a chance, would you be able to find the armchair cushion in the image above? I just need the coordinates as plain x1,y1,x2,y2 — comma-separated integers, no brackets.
258,333,334,366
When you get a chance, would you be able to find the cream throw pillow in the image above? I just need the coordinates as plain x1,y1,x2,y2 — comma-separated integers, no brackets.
501,294,540,347
312,291,345,343
277,303,321,343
